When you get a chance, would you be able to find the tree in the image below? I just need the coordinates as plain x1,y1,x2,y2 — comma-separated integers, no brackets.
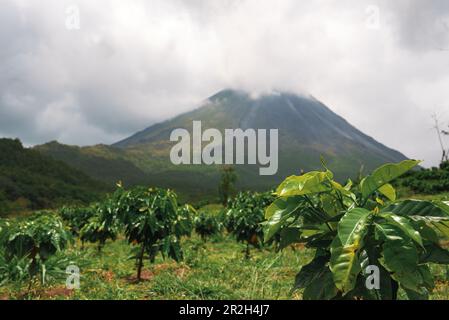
226,191,274,259
265,160,449,300
79,199,120,252
59,205,96,248
114,186,193,281
432,114,449,164
194,211,221,242
218,166,238,207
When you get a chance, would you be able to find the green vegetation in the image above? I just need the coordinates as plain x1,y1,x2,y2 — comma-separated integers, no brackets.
219,166,237,206
194,211,222,242
59,206,96,240
1,157,449,300
0,213,72,292
226,191,274,258
265,160,449,300
79,199,120,252
34,141,151,187
113,186,193,280
397,161,449,195
0,139,106,215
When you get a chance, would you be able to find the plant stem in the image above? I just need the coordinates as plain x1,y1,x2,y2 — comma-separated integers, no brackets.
245,243,250,260
137,242,145,281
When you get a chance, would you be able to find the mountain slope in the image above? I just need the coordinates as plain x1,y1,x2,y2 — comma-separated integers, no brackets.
113,89,407,187
34,141,151,186
0,138,106,214
35,89,408,200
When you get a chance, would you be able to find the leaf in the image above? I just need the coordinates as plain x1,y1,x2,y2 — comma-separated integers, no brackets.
294,252,329,290
412,220,439,244
330,237,362,294
408,216,449,239
302,268,339,300
404,288,429,300
360,160,421,199
382,199,449,217
403,266,434,299
378,213,423,248
264,197,303,241
378,184,396,201
381,237,422,292
337,208,372,246
279,227,302,250
329,207,372,293
275,170,333,197
420,244,449,264
418,265,434,290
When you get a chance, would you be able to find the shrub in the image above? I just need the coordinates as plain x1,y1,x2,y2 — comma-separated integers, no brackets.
265,160,449,300
226,191,274,258
79,199,120,252
194,212,221,241
59,206,96,241
0,213,72,290
114,186,193,281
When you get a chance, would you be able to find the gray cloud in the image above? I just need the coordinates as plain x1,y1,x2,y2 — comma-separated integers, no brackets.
0,0,448,167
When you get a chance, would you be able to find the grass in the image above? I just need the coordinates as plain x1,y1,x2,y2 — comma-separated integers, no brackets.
3,232,449,300
0,234,313,300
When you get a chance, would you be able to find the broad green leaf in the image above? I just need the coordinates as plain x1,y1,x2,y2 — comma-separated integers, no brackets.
330,237,362,294
420,244,449,264
378,213,423,248
337,208,372,246
264,197,303,241
275,170,333,197
279,227,302,249
381,237,422,292
382,199,449,217
418,265,434,290
412,220,439,244
320,194,339,217
408,216,449,239
378,184,396,201
404,288,429,300
302,268,339,300
360,160,420,199
403,266,434,299
294,252,329,290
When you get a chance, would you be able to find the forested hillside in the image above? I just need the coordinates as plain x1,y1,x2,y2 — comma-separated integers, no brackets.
0,138,106,215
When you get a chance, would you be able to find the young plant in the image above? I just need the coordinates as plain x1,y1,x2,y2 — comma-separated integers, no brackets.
0,213,72,291
226,191,274,258
194,211,221,242
264,160,449,300
79,200,119,252
114,186,193,281
59,206,96,247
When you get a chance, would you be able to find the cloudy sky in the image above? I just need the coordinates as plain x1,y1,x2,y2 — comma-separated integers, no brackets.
1,0,449,167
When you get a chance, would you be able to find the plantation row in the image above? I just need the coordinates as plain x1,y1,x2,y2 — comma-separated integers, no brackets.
2,160,449,300
0,184,274,289
398,161,449,194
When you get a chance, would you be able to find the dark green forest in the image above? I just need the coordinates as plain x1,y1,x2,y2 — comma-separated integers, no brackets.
0,138,106,215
